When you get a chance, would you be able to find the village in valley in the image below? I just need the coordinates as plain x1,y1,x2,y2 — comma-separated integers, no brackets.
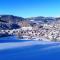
0,15,60,41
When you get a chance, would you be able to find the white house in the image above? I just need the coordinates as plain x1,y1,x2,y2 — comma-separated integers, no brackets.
21,26,33,30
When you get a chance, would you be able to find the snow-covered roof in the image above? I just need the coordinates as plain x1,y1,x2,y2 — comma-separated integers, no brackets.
21,26,32,30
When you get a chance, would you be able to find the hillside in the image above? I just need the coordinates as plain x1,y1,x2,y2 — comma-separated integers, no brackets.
0,15,25,29
0,15,60,30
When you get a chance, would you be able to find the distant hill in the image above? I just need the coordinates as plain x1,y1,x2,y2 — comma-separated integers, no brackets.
26,16,56,23
0,15,25,23
0,15,25,30
0,15,60,30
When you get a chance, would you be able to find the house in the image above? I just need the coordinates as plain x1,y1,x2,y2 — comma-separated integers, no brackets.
21,26,32,30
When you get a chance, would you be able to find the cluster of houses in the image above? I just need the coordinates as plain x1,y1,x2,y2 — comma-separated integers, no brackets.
15,20,60,41
1,19,60,41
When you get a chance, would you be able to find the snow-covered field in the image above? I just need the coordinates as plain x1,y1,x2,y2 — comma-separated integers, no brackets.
0,39,60,50
0,36,60,60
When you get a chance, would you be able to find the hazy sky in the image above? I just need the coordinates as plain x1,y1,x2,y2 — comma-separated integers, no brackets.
0,0,60,17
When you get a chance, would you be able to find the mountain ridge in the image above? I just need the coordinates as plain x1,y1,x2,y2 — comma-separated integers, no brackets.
0,15,60,30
